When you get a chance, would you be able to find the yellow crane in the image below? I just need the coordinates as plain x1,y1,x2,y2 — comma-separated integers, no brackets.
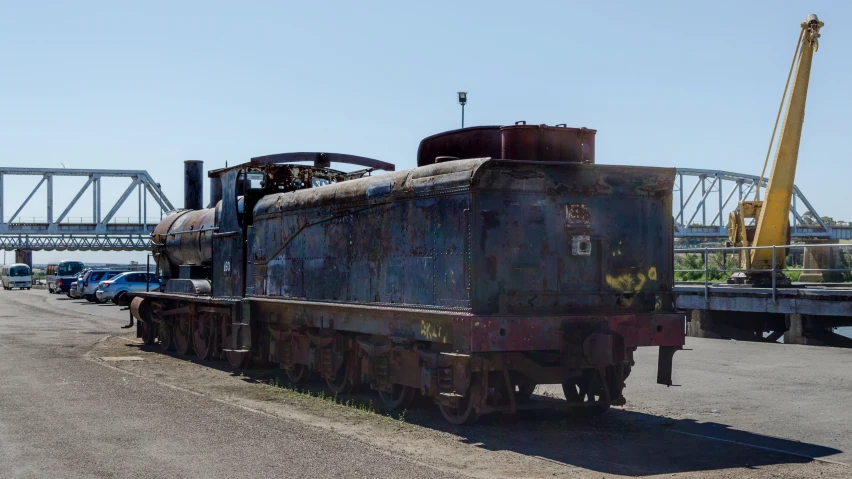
728,14,824,285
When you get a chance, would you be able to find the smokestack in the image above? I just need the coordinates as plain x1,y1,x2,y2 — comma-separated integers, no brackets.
208,176,223,208
184,160,203,210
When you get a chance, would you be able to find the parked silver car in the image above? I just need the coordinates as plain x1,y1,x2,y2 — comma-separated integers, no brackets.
95,272,160,303
69,281,81,299
80,269,128,303
69,270,91,299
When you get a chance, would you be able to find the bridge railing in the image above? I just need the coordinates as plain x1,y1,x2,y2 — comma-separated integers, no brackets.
8,217,165,225
674,243,852,302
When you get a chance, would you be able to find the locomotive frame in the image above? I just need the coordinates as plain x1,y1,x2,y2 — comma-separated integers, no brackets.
132,124,685,424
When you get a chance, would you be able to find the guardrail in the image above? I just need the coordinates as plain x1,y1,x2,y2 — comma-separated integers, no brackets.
675,243,852,303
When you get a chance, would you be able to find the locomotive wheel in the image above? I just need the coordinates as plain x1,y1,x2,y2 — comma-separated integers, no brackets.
226,349,252,369
562,369,610,416
438,393,480,426
439,379,482,425
174,315,194,356
140,320,157,346
193,314,215,361
285,364,311,384
378,385,416,412
325,359,353,395
158,322,174,352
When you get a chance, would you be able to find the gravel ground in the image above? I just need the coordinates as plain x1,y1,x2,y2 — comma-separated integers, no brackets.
1,288,850,478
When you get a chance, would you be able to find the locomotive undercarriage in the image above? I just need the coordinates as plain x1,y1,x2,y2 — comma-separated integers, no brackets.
134,294,648,425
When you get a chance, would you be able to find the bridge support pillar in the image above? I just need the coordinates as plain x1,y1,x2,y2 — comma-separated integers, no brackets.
784,314,852,348
783,314,821,345
686,310,722,339
14,250,32,268
687,309,785,342
799,239,841,283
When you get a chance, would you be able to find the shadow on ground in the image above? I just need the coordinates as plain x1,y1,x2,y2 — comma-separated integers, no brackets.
128,342,844,476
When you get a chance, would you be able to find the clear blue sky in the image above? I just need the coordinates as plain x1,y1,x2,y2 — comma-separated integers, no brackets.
1,0,850,264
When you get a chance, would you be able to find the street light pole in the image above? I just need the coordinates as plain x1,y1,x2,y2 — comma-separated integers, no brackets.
457,92,467,128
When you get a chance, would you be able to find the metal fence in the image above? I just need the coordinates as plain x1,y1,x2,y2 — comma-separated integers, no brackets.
674,243,852,302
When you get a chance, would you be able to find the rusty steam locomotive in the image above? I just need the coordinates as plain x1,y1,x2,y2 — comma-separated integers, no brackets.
131,123,685,424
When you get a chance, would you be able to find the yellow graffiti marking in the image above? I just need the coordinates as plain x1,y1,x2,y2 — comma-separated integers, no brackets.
606,266,660,293
648,266,658,281
420,320,444,340
605,272,647,292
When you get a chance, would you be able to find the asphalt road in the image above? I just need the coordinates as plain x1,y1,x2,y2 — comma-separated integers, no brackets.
2,289,852,478
0,289,461,479
580,329,852,465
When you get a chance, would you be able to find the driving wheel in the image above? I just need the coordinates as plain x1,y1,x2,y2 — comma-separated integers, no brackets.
174,315,193,356
378,385,416,412
193,313,216,361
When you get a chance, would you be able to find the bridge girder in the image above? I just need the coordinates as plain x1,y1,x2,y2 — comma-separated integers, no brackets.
0,167,175,251
673,168,835,240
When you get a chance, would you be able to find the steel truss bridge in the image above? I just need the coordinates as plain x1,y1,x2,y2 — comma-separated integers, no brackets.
1,166,848,252
0,168,175,251
674,168,852,241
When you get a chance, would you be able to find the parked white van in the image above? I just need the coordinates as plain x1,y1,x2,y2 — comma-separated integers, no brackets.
2,263,32,290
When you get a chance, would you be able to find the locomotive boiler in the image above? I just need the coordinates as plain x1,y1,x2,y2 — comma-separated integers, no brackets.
132,123,685,424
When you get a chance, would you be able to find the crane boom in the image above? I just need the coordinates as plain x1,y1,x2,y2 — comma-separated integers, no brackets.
728,14,824,285
751,14,824,268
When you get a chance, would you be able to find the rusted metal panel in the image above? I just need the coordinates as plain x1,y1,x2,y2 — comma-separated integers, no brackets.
470,161,676,315
212,169,244,298
248,297,467,346
416,126,502,167
155,208,215,271
469,313,685,352
501,124,596,163
163,278,212,295
251,161,480,308
415,124,596,167
250,158,675,319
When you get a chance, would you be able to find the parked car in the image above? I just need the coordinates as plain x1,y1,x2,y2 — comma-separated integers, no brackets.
69,269,94,299
80,269,128,303
69,280,81,298
95,272,160,303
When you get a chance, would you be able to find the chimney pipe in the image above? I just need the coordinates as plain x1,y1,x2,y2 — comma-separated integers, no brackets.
184,160,203,210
